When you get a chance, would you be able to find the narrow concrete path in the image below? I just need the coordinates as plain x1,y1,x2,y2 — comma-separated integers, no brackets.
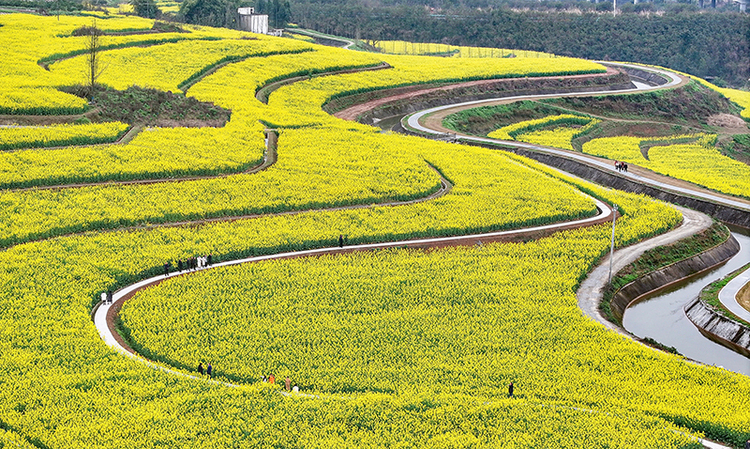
719,264,750,322
286,28,356,49
577,206,714,334
94,195,611,356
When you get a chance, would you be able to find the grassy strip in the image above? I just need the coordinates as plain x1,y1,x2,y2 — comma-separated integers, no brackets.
254,61,387,103
600,221,730,325
442,101,563,134
38,36,221,68
0,103,89,116
698,262,750,328
178,48,314,93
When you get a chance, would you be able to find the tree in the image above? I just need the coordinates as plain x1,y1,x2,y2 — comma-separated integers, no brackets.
85,21,105,99
131,0,158,18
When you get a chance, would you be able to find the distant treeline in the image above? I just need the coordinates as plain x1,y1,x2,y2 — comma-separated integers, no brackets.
292,4,750,87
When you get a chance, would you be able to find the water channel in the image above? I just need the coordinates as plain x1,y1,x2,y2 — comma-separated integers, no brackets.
623,229,750,377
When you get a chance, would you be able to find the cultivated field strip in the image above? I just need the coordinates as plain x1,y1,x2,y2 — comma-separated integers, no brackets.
1,13,749,448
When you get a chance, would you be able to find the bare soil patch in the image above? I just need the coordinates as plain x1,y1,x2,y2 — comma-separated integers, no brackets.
707,113,748,130
738,281,750,313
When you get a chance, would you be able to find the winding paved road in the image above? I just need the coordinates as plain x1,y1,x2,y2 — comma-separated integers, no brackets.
405,63,750,214
88,61,741,449
577,206,714,334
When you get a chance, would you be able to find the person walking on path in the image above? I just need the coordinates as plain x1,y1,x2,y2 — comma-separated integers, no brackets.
101,291,107,304
207,254,212,266
508,382,514,398
107,290,113,304
164,262,171,277
177,259,183,272
197,363,204,376
338,234,344,248
285,376,291,391
206,363,212,378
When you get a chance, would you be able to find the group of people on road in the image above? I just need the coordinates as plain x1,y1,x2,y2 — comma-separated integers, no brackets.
160,255,217,277
100,290,114,305
177,255,213,273
197,362,213,378
261,374,299,392
614,160,628,173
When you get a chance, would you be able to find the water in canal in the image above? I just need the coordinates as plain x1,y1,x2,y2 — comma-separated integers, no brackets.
623,230,750,376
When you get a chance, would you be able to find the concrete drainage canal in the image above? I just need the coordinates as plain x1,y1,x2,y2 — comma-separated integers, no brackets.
623,229,750,376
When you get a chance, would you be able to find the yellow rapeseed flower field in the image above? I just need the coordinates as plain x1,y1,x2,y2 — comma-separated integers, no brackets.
583,135,750,198
0,12,747,448
376,40,556,58
0,121,129,150
487,114,599,150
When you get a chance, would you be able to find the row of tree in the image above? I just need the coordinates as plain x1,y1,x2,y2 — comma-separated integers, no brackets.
291,3,750,87
176,0,290,28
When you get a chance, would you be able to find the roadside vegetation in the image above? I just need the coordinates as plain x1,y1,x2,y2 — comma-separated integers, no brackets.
601,222,731,324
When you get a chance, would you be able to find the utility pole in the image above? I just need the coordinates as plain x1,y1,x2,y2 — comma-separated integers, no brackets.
608,204,618,285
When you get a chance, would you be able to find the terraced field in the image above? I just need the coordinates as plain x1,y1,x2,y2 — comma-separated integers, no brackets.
1,12,749,449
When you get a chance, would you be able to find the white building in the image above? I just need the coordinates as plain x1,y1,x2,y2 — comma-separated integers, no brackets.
238,7,269,35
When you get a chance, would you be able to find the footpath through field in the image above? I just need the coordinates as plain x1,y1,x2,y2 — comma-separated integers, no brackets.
94,194,612,357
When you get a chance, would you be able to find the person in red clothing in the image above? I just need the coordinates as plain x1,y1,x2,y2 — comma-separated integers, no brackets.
268,374,275,384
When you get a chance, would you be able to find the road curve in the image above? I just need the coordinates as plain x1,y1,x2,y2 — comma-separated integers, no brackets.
405,63,750,214
577,205,714,334
719,265,750,322
94,195,612,358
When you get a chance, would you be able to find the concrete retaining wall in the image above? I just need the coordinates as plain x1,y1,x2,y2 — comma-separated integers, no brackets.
618,66,670,86
684,297,750,358
609,234,741,322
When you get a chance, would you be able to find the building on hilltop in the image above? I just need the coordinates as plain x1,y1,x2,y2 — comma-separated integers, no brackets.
237,8,283,36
